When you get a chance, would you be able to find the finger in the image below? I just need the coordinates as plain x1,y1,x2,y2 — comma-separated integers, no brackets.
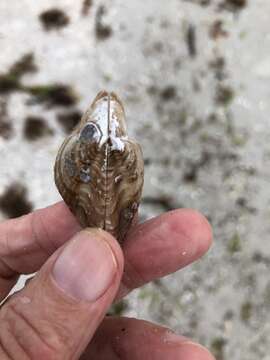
83,317,215,360
0,204,212,302
0,201,80,300
117,209,212,299
0,229,123,359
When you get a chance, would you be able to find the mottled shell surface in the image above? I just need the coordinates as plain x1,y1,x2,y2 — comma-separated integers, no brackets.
54,91,144,243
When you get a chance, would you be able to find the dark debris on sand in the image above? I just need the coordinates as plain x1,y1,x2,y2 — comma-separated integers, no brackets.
23,116,54,141
82,0,93,16
57,110,83,134
160,86,177,101
186,24,197,58
0,54,78,109
26,84,78,107
39,8,70,30
0,101,13,140
0,53,37,94
219,0,247,11
142,196,176,211
95,5,112,40
0,183,33,218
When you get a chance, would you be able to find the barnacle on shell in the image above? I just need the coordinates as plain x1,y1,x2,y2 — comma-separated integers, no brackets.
54,91,144,243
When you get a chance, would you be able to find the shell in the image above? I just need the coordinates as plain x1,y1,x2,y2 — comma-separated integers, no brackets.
54,90,144,244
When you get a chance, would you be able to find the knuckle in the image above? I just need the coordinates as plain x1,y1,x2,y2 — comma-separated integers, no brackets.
0,301,62,360
31,210,56,255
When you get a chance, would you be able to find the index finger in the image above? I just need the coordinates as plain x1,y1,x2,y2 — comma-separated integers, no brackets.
0,203,212,302
117,208,212,299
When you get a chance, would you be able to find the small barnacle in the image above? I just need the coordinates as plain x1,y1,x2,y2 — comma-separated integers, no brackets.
54,91,144,244
79,166,91,183
79,123,101,143
114,175,122,184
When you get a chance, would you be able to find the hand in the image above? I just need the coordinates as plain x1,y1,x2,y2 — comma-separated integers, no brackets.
0,202,214,360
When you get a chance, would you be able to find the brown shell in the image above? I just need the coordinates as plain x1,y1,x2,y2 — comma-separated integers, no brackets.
54,91,144,244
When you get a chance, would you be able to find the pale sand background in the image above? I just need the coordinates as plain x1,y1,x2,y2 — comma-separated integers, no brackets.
1,1,270,358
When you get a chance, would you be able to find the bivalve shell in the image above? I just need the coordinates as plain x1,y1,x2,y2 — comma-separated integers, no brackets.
54,91,144,244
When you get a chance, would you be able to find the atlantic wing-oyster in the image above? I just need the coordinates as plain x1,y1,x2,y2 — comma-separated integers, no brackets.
54,91,144,243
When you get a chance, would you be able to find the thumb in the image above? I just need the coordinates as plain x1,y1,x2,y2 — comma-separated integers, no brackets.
0,228,123,360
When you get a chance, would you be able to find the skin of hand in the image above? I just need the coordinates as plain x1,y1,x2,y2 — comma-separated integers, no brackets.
0,202,215,360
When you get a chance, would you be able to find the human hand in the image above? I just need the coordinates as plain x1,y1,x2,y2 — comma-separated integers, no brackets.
0,202,214,359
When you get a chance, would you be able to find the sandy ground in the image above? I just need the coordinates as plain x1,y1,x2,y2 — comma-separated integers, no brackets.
1,0,270,358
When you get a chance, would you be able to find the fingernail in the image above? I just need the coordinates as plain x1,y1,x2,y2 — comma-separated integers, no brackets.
52,229,117,301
